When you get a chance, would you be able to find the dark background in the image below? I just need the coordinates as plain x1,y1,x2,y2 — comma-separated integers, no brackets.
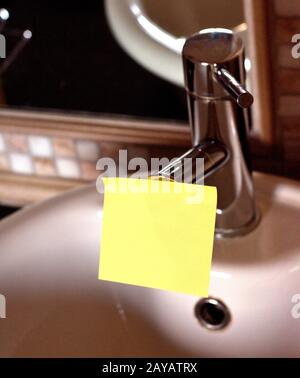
0,0,187,121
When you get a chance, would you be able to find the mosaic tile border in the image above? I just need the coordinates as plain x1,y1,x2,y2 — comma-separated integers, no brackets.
0,132,187,181
0,132,101,179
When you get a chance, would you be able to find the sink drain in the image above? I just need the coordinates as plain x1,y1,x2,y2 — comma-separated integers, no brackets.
194,297,231,330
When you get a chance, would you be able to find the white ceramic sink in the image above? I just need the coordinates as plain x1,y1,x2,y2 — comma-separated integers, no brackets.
0,172,299,357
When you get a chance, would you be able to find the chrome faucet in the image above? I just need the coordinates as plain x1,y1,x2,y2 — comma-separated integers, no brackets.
157,28,259,237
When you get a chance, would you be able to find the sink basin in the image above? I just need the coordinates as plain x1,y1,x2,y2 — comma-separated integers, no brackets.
0,172,299,357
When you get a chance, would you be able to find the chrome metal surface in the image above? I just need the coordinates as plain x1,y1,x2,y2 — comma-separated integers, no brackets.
215,67,253,108
157,140,229,184
158,28,258,237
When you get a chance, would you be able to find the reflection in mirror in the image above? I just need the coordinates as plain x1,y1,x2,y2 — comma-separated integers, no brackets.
142,0,245,37
105,0,246,86
0,0,187,121
0,0,246,122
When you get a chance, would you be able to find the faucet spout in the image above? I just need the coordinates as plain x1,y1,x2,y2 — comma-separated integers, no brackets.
157,140,230,184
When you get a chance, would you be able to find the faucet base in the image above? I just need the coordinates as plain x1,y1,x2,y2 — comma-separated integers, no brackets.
215,208,261,239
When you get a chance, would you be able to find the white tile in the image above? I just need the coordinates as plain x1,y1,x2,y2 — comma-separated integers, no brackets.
76,140,100,161
28,136,53,157
9,153,33,174
56,158,80,178
0,134,5,152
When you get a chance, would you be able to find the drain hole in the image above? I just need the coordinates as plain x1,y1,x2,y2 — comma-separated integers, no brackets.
195,297,231,330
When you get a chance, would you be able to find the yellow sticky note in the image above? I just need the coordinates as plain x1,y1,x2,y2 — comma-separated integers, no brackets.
99,178,217,297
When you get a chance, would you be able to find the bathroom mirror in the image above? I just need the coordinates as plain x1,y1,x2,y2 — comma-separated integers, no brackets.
0,0,246,123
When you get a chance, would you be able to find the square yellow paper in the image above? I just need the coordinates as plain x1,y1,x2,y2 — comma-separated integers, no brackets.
99,177,217,297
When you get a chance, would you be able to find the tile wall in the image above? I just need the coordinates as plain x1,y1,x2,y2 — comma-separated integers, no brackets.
0,133,101,179
0,131,184,181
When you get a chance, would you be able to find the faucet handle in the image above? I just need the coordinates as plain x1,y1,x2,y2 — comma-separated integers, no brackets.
182,28,252,104
214,67,253,108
